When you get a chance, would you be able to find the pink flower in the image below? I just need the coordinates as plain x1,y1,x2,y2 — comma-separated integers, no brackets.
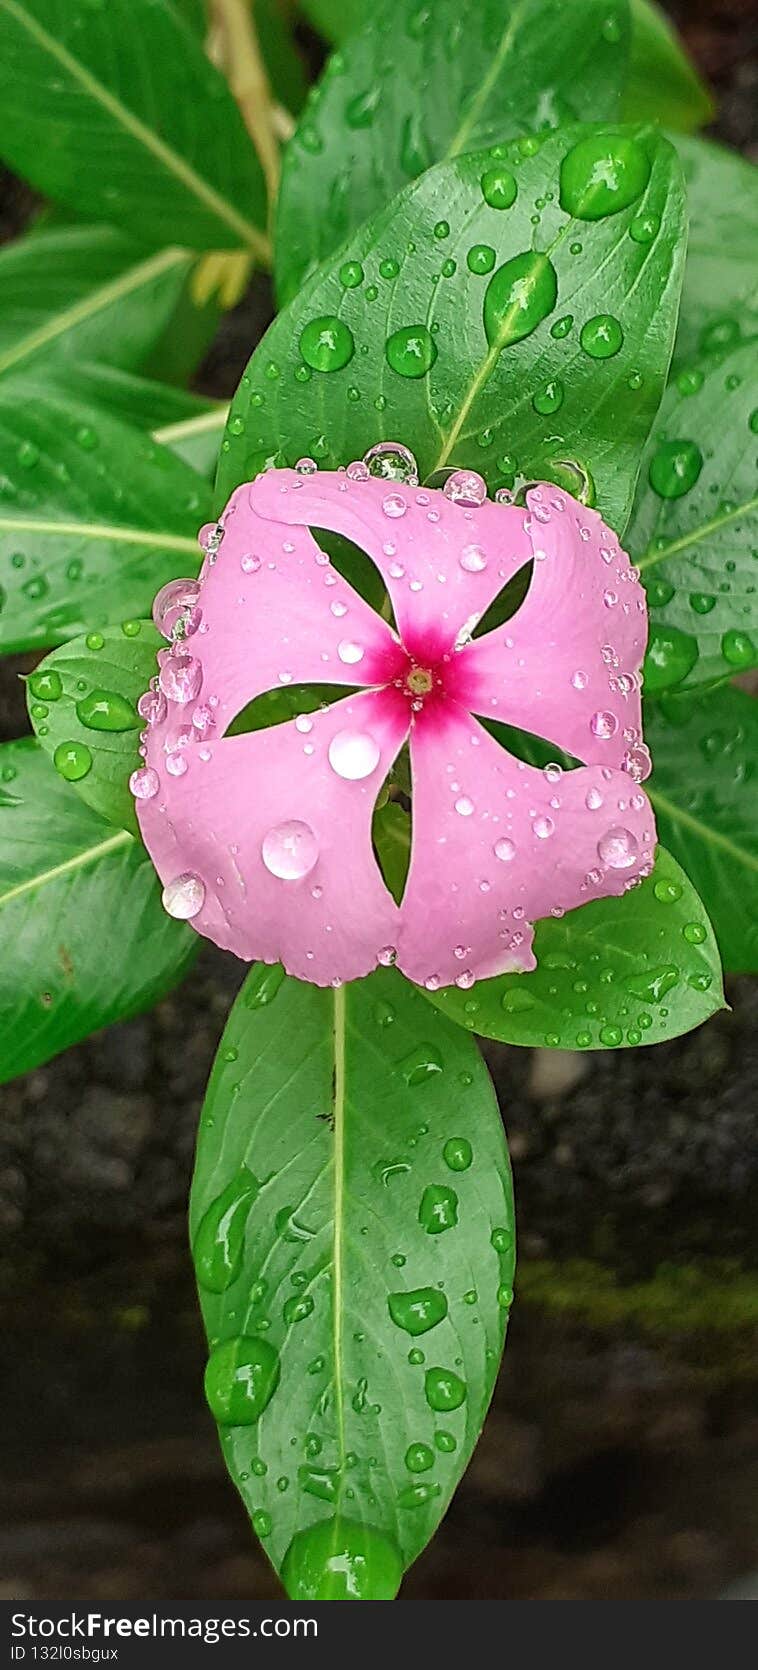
135,466,656,990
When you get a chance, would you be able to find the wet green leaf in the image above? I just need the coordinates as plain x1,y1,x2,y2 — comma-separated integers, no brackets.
0,738,196,1084
221,123,686,534
276,0,632,301
427,848,724,1048
0,0,268,254
152,406,228,478
646,686,758,974
0,224,192,383
61,365,214,434
622,0,713,132
298,0,362,41
192,965,514,1598
673,135,758,368
0,387,212,653
26,621,160,837
628,341,758,690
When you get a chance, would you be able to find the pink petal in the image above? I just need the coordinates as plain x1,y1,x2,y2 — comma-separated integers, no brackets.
395,702,656,990
137,690,407,983
456,486,647,770
193,482,405,734
248,469,533,663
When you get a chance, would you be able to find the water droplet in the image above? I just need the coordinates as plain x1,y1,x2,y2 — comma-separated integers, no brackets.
443,1137,472,1171
580,314,624,358
721,629,755,669
85,632,105,651
300,315,355,373
624,965,679,1003
435,1430,457,1453
328,729,381,780
384,324,437,379
388,1287,448,1335
597,825,639,869
590,709,619,740
467,243,496,275
261,819,319,880
159,651,202,705
129,766,159,801
363,440,418,483
560,133,650,220
204,1335,280,1423
53,741,92,782
244,963,285,1008
491,1227,513,1253
75,689,139,732
405,1443,435,1474
162,872,205,919
282,1517,402,1601
551,314,573,339
398,1481,441,1509
532,815,555,839
433,220,450,239
443,470,487,507
533,378,564,415
382,491,408,518
425,1366,466,1411
459,543,487,574
28,670,62,702
137,688,167,726
484,252,558,349
654,877,682,905
401,1045,443,1086
494,836,516,862
644,624,699,692
152,578,201,639
252,1510,272,1538
337,639,364,666
283,1293,315,1324
683,921,706,945
648,440,703,498
298,1464,340,1502
689,591,716,615
419,1184,458,1234
481,166,517,210
193,1167,259,1292
454,795,474,816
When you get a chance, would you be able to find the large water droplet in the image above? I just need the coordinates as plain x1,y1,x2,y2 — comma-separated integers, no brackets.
419,1184,459,1234
328,729,381,780
443,470,487,507
193,1167,260,1292
424,1366,466,1411
721,629,756,669
162,872,206,919
300,315,355,373
597,825,639,869
388,1287,448,1335
152,578,201,639
28,670,62,702
75,688,140,732
261,819,319,879
648,439,703,498
204,1335,280,1424
363,440,418,483
443,1137,473,1171
580,314,624,358
484,251,558,349
405,1442,435,1473
129,765,159,800
560,133,650,220
644,624,699,692
159,651,202,705
480,165,517,209
53,740,92,782
281,1517,402,1601
385,324,437,378
624,965,679,1003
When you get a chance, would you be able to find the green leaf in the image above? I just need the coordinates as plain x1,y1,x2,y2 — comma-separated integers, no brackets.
60,364,214,433
427,848,724,1049
0,224,192,383
622,0,713,132
27,621,160,837
0,0,268,256
646,687,758,974
627,341,758,691
275,0,632,302
222,123,686,534
0,737,196,1084
0,387,212,653
153,406,228,478
673,135,758,368
178,0,307,115
372,798,411,904
191,964,515,1598
298,0,362,42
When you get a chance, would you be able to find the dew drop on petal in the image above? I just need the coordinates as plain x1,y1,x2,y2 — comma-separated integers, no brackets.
622,743,652,783
533,815,555,839
295,714,313,734
494,837,516,862
337,639,365,665
585,786,604,810
590,709,618,740
454,796,474,816
328,729,381,780
162,872,206,919
152,578,201,639
364,441,419,484
261,820,319,880
459,543,487,573
443,470,487,507
137,688,167,726
571,670,588,690
159,652,202,705
597,826,639,870
382,493,408,518
129,766,159,800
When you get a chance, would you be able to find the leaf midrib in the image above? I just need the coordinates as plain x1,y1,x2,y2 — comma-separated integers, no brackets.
0,245,189,378
0,515,199,554
637,495,758,571
0,0,269,259
0,826,132,908
445,0,528,158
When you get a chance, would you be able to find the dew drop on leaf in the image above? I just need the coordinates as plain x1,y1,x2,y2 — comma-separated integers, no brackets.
387,1287,448,1335
648,439,703,498
53,740,92,782
384,324,437,378
299,315,355,373
204,1335,280,1424
480,166,518,209
559,133,650,221
483,252,558,350
580,314,624,358
424,1366,466,1411
644,624,699,692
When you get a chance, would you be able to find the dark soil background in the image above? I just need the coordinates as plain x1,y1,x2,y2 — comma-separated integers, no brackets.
1,1,757,1602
